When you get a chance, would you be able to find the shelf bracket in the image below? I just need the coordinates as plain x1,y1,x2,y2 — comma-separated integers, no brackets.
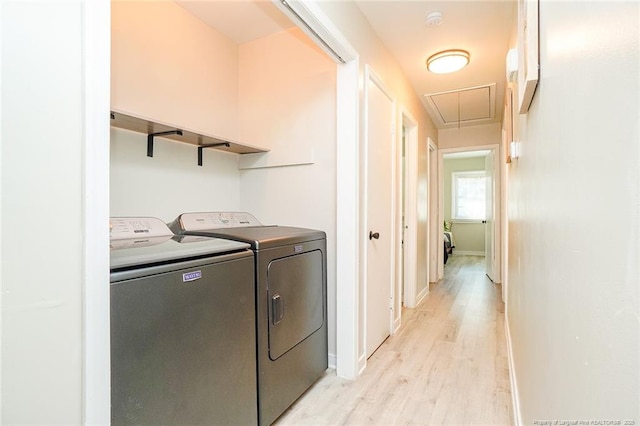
198,143,231,166
147,130,183,157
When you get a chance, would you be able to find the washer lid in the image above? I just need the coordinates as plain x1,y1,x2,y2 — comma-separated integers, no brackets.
110,217,249,269
110,235,250,270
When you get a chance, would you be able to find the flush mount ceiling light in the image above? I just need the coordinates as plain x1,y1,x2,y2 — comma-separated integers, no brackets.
426,49,470,74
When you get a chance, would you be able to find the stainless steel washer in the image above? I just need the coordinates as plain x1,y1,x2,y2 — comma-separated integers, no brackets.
110,217,257,425
169,212,328,425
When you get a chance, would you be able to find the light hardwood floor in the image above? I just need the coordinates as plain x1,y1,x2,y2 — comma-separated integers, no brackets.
275,255,513,425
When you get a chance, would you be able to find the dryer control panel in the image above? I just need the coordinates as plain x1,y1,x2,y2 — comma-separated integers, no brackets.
172,212,263,232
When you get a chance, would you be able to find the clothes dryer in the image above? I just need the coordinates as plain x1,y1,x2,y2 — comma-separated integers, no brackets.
169,212,328,425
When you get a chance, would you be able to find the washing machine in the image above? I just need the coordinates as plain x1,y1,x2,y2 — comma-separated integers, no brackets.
169,212,328,425
110,217,257,425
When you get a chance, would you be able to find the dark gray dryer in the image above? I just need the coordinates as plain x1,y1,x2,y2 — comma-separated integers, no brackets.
169,212,328,426
110,217,257,425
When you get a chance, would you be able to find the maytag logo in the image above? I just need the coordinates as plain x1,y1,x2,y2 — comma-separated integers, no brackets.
182,270,202,282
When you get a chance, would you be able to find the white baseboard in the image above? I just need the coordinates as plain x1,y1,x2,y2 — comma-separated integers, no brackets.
327,353,337,370
505,317,523,426
358,353,367,375
393,315,401,334
415,285,429,305
452,250,485,256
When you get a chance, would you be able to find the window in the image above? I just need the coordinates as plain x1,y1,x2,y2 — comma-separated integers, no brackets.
452,171,486,220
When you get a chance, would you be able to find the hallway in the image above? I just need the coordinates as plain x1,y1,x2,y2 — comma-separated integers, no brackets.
276,255,512,425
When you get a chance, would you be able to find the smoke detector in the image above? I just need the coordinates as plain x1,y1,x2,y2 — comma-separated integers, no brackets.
425,11,443,27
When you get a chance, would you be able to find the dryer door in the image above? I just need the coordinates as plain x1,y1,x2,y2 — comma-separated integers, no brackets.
267,249,324,360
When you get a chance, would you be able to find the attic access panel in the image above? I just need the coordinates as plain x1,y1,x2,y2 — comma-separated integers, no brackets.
424,83,496,128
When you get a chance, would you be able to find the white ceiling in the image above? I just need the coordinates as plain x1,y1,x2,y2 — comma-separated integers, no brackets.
175,0,293,44
355,0,515,128
176,0,516,129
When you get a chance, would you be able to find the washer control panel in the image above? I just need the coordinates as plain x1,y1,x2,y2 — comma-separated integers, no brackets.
110,217,173,240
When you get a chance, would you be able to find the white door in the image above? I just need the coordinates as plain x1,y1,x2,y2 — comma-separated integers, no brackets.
484,151,496,281
365,69,395,358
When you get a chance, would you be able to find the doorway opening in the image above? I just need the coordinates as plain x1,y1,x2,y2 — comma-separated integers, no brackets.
438,145,501,283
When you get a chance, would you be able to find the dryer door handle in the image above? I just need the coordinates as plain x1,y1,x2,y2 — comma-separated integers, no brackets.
271,294,284,325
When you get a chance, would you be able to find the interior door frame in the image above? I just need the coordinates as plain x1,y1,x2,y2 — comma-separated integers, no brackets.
437,144,501,282
83,0,111,422
500,130,510,303
484,150,497,281
361,64,396,365
428,138,438,284
399,107,418,310
335,57,360,379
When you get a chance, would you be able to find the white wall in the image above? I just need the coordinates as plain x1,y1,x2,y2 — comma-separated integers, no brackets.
110,128,241,220
1,1,111,423
439,123,501,150
507,1,639,422
110,1,245,220
111,0,239,140
237,28,338,358
238,29,330,163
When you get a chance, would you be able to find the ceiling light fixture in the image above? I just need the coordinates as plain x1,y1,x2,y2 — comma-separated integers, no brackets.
426,49,470,74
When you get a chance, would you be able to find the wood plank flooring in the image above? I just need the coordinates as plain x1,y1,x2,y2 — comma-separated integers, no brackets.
275,255,513,425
